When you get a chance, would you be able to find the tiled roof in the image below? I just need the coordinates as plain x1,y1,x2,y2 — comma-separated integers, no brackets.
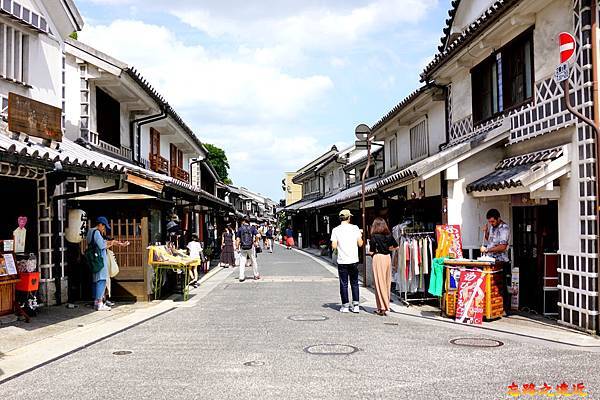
283,197,316,211
421,0,519,81
0,125,230,209
301,179,379,211
466,146,565,193
371,86,429,132
438,0,462,52
125,68,205,153
0,127,126,174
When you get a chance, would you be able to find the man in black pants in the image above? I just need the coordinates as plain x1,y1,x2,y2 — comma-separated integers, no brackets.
330,210,364,313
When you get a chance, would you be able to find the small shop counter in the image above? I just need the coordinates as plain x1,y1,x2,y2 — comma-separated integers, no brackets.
443,259,504,321
147,246,200,301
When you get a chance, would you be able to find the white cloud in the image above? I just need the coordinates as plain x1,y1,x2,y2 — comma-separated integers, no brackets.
79,20,333,121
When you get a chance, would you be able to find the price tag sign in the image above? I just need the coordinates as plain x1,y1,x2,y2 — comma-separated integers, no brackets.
555,62,569,83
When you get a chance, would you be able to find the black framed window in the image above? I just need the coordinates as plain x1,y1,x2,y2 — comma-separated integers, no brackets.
471,29,534,124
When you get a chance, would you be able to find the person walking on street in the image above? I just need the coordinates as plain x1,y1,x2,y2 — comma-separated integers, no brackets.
369,218,398,316
331,209,363,313
265,225,274,253
219,225,236,268
236,216,260,282
285,226,295,249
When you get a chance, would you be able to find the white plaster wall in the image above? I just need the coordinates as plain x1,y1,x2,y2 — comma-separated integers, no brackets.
29,33,62,107
534,0,571,80
140,124,150,161
451,70,472,122
452,0,495,33
557,127,580,253
447,147,507,248
428,101,446,151
119,104,131,148
396,125,411,167
63,55,81,141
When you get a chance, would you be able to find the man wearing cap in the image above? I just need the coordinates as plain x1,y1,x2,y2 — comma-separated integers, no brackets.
331,209,364,313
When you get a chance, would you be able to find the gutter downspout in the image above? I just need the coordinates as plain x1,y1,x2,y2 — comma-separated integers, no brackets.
592,0,600,333
130,105,168,165
563,4,600,333
50,176,124,305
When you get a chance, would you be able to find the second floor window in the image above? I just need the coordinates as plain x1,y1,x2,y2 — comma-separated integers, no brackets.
389,135,398,168
0,23,29,83
471,29,534,123
410,120,428,160
96,87,121,147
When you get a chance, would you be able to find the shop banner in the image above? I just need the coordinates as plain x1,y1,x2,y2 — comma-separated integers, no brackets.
456,270,486,325
435,225,463,258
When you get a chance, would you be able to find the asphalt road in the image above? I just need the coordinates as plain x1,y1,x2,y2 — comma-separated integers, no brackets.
1,245,599,399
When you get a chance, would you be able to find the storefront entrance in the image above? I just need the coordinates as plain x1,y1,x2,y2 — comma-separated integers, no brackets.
512,201,559,314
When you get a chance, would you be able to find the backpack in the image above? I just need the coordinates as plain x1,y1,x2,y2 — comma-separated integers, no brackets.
85,229,105,274
240,226,255,250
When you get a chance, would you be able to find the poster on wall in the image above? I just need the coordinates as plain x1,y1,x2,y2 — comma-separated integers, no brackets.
435,225,463,258
0,253,17,276
510,268,520,311
455,270,486,325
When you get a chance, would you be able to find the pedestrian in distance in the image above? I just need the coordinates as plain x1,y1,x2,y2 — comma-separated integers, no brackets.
236,216,260,282
86,217,129,311
368,218,398,316
187,234,202,285
265,224,274,253
219,224,236,268
285,226,294,249
330,209,363,313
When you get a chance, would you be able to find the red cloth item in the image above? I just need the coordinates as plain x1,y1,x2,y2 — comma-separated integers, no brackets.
286,237,295,247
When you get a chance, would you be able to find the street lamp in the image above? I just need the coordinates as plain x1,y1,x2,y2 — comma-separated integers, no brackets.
355,123,371,288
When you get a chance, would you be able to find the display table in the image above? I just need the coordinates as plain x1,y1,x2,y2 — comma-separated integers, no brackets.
443,259,504,321
147,246,200,301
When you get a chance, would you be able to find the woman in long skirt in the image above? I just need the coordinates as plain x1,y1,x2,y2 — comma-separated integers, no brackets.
220,225,236,268
369,218,398,316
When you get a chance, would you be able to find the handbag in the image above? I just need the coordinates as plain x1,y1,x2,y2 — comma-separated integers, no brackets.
255,244,262,254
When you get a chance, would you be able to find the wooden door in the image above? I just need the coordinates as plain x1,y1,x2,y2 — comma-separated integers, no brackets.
109,217,150,301
150,128,160,155
178,149,183,168
170,144,177,170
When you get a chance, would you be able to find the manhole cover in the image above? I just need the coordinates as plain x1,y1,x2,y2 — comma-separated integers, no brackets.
304,344,359,356
112,350,133,356
288,314,329,322
449,338,504,348
243,361,265,366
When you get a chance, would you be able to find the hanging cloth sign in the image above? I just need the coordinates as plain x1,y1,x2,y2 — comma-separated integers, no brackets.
455,270,486,325
435,225,463,258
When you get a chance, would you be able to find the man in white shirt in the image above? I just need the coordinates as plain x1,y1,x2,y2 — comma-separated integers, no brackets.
331,209,363,313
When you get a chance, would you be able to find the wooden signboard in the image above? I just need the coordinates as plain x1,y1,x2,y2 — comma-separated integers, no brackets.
8,92,62,142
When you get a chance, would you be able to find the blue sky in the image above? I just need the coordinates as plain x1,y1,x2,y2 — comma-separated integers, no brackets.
75,0,450,201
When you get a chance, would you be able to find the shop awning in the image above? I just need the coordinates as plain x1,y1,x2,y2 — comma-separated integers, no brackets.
283,197,316,211
377,118,510,191
300,179,379,211
71,193,156,201
466,145,570,197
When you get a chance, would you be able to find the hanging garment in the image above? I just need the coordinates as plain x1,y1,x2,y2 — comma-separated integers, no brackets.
428,257,446,297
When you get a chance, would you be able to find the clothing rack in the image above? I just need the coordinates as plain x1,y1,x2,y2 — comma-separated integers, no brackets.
391,228,439,307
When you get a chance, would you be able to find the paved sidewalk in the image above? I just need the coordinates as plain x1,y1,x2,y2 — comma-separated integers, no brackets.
296,246,600,348
0,266,227,382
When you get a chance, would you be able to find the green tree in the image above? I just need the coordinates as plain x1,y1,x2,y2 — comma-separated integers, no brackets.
204,143,232,184
69,31,78,40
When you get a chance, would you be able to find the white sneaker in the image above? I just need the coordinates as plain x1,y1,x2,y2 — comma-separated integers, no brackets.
95,303,112,311
340,305,350,313
351,304,360,313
